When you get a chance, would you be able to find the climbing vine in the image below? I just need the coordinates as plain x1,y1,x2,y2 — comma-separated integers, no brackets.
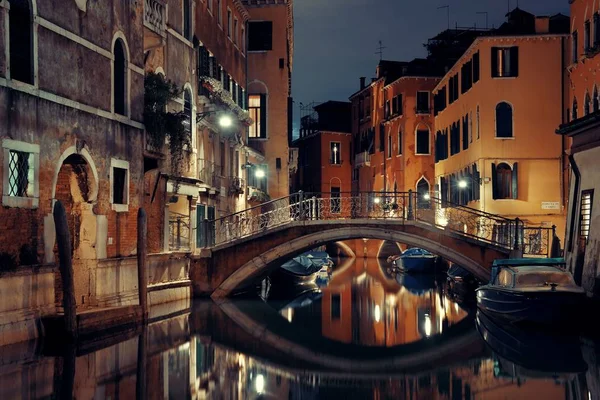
144,72,190,188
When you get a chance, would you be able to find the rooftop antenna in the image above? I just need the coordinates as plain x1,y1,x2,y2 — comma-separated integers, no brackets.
375,40,386,61
507,0,510,13
476,11,489,29
438,5,450,30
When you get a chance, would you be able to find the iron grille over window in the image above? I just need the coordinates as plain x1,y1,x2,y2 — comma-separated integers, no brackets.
8,150,31,197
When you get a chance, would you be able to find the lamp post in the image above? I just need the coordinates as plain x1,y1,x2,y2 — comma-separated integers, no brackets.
196,110,234,128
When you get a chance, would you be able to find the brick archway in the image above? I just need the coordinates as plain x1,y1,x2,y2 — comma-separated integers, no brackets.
209,223,508,299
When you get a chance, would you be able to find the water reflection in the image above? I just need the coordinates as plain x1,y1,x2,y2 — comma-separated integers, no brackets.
272,257,468,347
1,260,600,399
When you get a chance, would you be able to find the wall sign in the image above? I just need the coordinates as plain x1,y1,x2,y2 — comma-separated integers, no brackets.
541,202,560,210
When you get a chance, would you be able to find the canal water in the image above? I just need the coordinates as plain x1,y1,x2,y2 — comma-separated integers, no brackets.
2,256,599,399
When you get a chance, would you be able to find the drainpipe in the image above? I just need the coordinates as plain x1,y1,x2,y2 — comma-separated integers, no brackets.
567,154,580,253
560,36,566,211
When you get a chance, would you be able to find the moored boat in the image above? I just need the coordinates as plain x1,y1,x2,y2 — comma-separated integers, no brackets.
393,248,437,273
476,258,585,325
271,251,333,285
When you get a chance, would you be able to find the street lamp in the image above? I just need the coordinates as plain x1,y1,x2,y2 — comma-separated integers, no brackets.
255,168,266,178
458,176,484,189
196,110,234,128
423,193,431,200
458,180,468,189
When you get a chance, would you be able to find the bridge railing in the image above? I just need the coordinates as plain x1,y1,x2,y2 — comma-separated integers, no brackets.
206,191,556,256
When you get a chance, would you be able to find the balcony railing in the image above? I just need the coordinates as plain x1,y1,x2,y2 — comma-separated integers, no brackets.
229,177,245,195
354,151,371,167
144,0,166,36
198,159,223,189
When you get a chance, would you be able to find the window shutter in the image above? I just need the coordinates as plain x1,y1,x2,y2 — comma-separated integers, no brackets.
491,47,499,77
473,52,480,82
259,94,267,138
510,47,519,77
512,162,518,200
491,163,498,200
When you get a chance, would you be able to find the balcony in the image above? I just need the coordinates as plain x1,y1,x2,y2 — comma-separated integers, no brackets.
144,0,166,51
229,177,245,195
355,151,371,167
198,159,223,189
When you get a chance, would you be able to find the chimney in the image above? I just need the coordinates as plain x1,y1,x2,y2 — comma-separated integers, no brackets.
535,16,550,34
360,77,366,90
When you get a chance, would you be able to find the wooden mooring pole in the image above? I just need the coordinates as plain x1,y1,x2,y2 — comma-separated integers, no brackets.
137,208,148,321
53,200,78,340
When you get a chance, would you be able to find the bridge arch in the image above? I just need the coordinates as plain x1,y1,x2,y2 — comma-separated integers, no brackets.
211,225,494,299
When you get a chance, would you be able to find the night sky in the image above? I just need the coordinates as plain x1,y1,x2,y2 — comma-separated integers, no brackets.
291,0,569,132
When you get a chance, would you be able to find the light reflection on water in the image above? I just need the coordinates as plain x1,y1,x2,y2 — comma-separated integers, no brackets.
0,258,598,399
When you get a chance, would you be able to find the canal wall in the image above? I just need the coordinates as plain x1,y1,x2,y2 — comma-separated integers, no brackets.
0,254,191,347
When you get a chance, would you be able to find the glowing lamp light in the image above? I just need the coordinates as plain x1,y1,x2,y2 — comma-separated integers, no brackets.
374,305,381,322
218,114,233,128
458,180,468,189
374,197,381,204
255,374,265,393
424,313,432,337
423,193,431,200
255,168,266,178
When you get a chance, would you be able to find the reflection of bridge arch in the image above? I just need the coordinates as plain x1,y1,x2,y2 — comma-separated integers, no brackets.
192,300,487,374
210,223,509,299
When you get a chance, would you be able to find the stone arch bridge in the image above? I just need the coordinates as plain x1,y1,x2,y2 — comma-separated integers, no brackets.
190,192,555,298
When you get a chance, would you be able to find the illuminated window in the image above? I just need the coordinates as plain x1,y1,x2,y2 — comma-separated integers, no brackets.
248,94,266,138
330,142,341,165
580,190,594,242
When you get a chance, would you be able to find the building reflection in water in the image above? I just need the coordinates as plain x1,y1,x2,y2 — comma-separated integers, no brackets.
277,256,468,347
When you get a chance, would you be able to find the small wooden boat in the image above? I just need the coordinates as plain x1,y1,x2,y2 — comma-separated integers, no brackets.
476,258,585,325
393,248,437,273
271,251,333,285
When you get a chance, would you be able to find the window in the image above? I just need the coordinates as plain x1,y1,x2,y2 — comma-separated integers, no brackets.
113,39,127,116
492,47,518,78
416,126,430,155
461,60,473,94
392,94,402,116
585,93,591,116
217,0,223,26
183,89,192,140
397,129,402,155
227,9,232,38
585,20,591,53
462,114,469,150
331,294,341,320
573,30,579,63
434,87,446,115
384,100,391,119
448,75,459,103
450,121,460,155
387,134,392,158
2,140,39,208
249,94,266,138
579,190,594,242
492,162,517,200
248,21,273,51
496,102,513,138
9,0,34,84
416,91,430,114
330,186,341,214
473,51,480,83
234,18,239,45
417,178,430,209
476,105,480,139
110,159,130,211
248,164,267,192
469,111,473,143
595,13,600,47
330,142,341,165
183,0,191,40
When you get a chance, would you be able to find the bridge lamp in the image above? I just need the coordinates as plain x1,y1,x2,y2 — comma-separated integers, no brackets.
255,374,265,393
423,193,431,200
458,180,468,189
374,305,381,322
218,114,233,128
196,111,234,128
374,197,381,204
255,168,266,178
424,313,432,337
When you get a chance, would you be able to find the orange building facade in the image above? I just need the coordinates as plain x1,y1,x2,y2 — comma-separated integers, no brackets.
432,9,570,241
559,0,600,295
350,61,439,201
243,0,294,201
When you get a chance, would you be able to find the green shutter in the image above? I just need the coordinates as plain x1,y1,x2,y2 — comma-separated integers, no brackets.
512,162,518,200
491,163,498,200
260,94,267,138
196,205,206,248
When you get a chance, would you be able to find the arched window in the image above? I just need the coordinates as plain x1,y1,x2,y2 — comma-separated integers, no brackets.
492,162,518,200
9,0,34,84
572,98,578,121
416,178,430,209
495,102,513,138
113,39,128,116
183,88,193,139
585,92,591,116
387,134,392,158
415,125,430,155
594,87,599,113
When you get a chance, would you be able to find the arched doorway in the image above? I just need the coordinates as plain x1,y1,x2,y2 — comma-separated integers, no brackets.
416,178,430,209
53,153,99,306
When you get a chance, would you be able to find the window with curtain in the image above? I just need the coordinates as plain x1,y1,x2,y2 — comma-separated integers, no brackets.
330,142,341,165
492,162,518,200
249,94,266,138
